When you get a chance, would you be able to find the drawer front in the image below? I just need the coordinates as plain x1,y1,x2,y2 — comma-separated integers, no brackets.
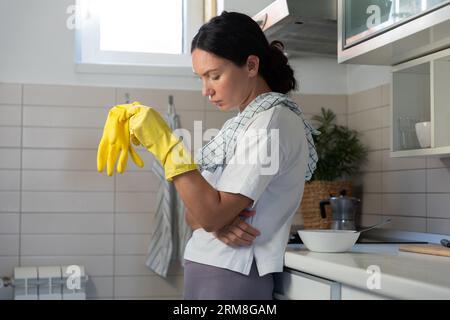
341,284,389,300
274,269,340,300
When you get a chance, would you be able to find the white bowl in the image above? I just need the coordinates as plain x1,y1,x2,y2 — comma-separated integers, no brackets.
297,229,360,253
415,121,431,148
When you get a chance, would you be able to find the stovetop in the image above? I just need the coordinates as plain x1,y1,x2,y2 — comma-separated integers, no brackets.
288,232,428,245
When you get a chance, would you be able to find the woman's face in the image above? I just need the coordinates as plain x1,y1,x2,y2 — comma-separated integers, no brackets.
192,48,256,112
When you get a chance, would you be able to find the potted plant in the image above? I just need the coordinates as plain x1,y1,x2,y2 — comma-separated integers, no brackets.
300,108,368,229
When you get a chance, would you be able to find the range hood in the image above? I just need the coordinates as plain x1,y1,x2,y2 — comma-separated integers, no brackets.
252,0,337,58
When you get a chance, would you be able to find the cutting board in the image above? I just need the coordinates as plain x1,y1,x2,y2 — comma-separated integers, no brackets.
399,244,450,257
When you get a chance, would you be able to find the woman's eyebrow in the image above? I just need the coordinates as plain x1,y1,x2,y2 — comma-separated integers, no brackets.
194,68,219,76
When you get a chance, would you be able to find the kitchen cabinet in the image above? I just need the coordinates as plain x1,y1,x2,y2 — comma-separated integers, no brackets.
338,0,450,65
273,268,341,300
274,268,392,300
341,285,389,300
391,47,450,157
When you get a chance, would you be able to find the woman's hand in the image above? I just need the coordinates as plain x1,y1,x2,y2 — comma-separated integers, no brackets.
214,210,261,247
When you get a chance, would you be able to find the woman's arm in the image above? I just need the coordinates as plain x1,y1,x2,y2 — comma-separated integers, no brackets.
185,208,202,231
173,170,252,233
186,206,261,246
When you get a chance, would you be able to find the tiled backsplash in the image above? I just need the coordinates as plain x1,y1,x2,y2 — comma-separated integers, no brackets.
348,84,450,235
1,82,448,299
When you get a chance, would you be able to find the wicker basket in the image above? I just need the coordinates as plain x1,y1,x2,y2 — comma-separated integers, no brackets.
299,180,353,229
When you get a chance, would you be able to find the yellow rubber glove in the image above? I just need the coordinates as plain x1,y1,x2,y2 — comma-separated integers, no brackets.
97,104,144,176
119,103,198,181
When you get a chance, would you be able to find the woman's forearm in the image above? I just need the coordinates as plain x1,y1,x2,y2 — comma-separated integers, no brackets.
173,170,252,232
185,208,202,230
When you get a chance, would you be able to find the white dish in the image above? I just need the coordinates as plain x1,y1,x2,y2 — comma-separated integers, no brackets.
297,229,360,253
415,121,431,148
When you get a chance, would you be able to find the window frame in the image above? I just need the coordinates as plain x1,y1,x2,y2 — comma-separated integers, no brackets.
75,0,204,76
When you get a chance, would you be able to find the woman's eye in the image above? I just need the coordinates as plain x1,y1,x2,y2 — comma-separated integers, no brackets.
211,75,220,80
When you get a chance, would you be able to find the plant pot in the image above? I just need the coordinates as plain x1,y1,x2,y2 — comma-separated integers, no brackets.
299,180,353,229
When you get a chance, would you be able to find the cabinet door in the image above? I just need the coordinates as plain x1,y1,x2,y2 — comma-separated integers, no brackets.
341,284,389,300
343,0,449,48
274,269,340,300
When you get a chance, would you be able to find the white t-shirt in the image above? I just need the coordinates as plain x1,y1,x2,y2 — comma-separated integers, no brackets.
183,104,308,276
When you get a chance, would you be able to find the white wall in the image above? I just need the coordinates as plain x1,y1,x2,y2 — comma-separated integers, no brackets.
0,0,352,94
346,64,392,94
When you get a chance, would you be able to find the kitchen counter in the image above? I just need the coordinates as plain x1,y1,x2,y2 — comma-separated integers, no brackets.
284,243,450,299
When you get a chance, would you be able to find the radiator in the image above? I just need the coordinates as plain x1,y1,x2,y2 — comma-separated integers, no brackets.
11,265,88,300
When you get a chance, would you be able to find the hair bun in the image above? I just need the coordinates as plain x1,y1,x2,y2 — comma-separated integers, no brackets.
270,40,285,52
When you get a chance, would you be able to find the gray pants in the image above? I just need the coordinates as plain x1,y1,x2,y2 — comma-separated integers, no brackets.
183,259,274,300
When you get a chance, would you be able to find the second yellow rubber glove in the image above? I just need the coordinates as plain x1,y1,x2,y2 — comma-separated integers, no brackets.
120,103,198,181
97,104,144,176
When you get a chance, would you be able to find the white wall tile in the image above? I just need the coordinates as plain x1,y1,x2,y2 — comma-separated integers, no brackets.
0,192,20,212
0,127,21,147
427,218,450,235
116,88,205,111
23,127,101,148
382,216,426,232
115,255,184,276
360,151,382,172
0,213,19,234
0,83,21,105
427,168,450,193
114,275,183,298
86,276,114,299
382,194,426,217
22,171,113,192
0,149,20,169
361,173,382,193
381,127,390,150
116,171,160,192
348,86,383,113
115,213,154,234
23,84,115,107
115,192,157,213
427,194,450,218
21,235,114,255
291,94,348,115
115,234,152,255
21,213,114,234
0,235,19,255
22,149,95,170
381,84,391,107
360,129,383,151
358,214,383,227
382,150,426,171
0,170,20,190
21,191,113,213
21,255,114,277
382,170,426,193
361,193,382,214
348,108,383,132
0,105,21,126
380,105,391,128
23,106,108,128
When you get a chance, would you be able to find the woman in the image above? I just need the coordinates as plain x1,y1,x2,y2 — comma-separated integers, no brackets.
97,11,318,300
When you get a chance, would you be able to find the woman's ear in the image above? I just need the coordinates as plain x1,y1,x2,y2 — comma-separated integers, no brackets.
246,55,260,77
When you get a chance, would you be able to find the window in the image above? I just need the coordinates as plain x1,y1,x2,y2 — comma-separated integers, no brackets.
75,0,204,69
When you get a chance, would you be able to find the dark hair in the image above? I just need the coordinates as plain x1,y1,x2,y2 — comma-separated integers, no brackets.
191,11,297,94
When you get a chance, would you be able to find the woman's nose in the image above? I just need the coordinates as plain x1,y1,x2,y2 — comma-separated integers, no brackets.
202,85,214,98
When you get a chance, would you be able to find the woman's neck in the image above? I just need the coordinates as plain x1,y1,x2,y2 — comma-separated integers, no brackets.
238,78,272,113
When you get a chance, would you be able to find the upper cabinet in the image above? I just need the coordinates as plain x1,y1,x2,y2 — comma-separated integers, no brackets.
391,47,450,157
338,0,450,65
